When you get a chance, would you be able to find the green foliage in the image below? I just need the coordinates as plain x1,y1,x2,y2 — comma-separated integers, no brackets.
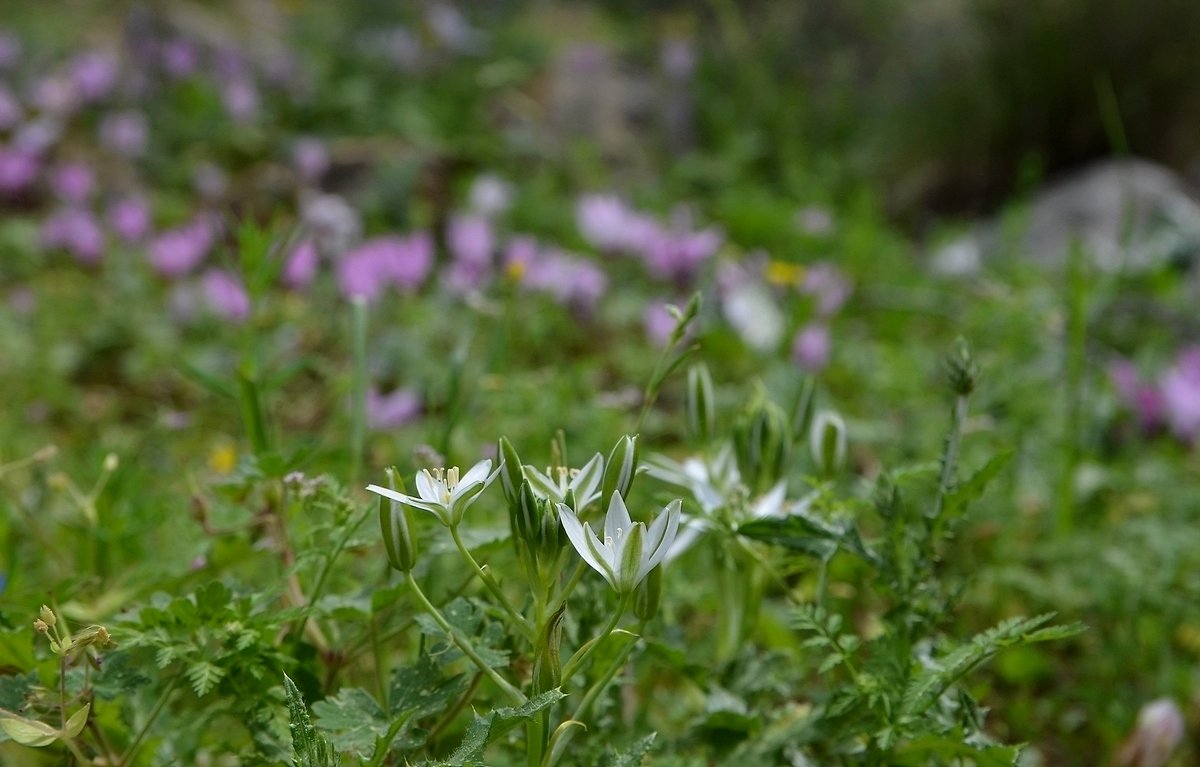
285,673,338,767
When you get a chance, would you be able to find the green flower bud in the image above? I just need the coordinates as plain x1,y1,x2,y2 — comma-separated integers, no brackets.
515,479,543,547
601,434,640,507
533,603,567,694
945,337,979,397
633,564,662,622
686,363,716,444
734,389,791,494
379,467,418,572
537,499,564,559
497,437,525,508
809,410,847,477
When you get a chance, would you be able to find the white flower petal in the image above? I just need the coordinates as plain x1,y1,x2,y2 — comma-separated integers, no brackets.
525,466,562,502
605,492,633,544
415,469,438,503
639,499,681,579
456,458,493,491
558,504,612,583
753,481,788,519
571,453,604,508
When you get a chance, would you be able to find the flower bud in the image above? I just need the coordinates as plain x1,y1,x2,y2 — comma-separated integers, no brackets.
514,479,543,546
809,410,847,477
733,391,791,494
532,603,566,694
496,437,525,508
945,336,979,397
536,499,564,559
601,434,640,507
39,605,56,628
33,619,48,634
379,467,418,572
686,363,715,444
1117,698,1184,767
633,564,662,622
103,453,119,472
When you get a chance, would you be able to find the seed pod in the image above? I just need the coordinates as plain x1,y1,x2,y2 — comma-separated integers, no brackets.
536,499,564,559
379,467,418,572
496,437,525,508
734,390,791,494
686,363,715,444
515,479,543,547
601,434,640,507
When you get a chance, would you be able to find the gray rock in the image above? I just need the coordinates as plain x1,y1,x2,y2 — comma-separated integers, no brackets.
932,158,1200,275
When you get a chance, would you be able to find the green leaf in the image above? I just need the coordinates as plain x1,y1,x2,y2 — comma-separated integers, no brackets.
893,735,1022,766
62,703,90,739
312,686,391,758
414,598,509,669
186,661,226,697
390,653,472,722
439,690,565,766
284,673,338,767
0,713,59,747
942,450,1014,519
601,732,658,767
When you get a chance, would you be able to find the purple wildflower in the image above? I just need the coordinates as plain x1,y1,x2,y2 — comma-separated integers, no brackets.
792,324,831,373
107,196,151,243
192,162,229,201
49,162,95,204
642,218,723,283
282,238,319,290
804,263,852,316
222,79,259,123
201,269,251,323
447,214,493,267
70,52,119,102
149,218,214,278
41,208,104,264
31,75,78,116
301,193,362,256
0,84,21,130
1161,347,1200,442
366,387,422,430
0,145,40,195
160,38,200,79
643,301,678,347
577,194,635,252
292,137,329,184
1109,359,1166,433
522,248,608,311
14,117,61,154
98,111,148,157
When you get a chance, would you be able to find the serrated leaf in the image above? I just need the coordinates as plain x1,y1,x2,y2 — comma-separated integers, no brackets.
284,673,338,767
312,686,391,758
440,690,565,766
390,653,472,722
186,661,226,697
942,450,1014,519
894,735,1022,766
0,714,58,747
601,732,657,767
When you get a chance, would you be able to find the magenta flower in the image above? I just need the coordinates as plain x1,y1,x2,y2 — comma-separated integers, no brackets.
222,79,259,123
42,208,104,265
201,269,251,323
1109,359,1166,433
804,263,852,316
339,234,432,301
49,162,95,204
366,387,422,431
447,214,493,267
107,196,150,244
99,111,148,157
160,38,200,79
577,194,635,252
792,324,831,373
0,145,40,195
149,218,214,278
1161,347,1200,442
643,301,677,347
283,238,320,290
642,223,723,283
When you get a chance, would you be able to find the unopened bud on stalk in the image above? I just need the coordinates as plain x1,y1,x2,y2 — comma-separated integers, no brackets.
497,437,525,508
103,453,119,472
515,479,543,545
809,410,847,477
379,467,418,573
532,603,566,694
686,363,715,444
634,564,662,622
734,390,791,494
601,434,640,507
945,336,979,397
536,500,564,559
33,619,48,634
39,605,56,627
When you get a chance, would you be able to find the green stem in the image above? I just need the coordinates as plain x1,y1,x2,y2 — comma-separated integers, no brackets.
236,362,271,456
449,525,535,641
560,594,629,685
120,677,178,766
349,296,369,487
931,393,968,526
555,560,588,604
407,575,526,705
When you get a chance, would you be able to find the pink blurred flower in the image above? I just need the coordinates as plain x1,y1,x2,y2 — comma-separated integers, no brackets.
99,111,148,157
792,324,831,373
31,75,78,116
366,387,422,430
447,214,493,266
201,269,251,323
49,162,94,204
282,238,319,289
1161,347,1200,442
41,208,104,264
107,196,151,243
642,217,723,283
525,249,607,310
1117,698,1185,767
577,194,635,251
160,38,200,78
0,145,40,195
222,79,259,122
804,263,852,316
337,247,386,302
149,218,214,277
643,301,677,347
